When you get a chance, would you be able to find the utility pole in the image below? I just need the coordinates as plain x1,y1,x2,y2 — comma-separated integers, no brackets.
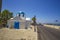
0,0,2,25
0,0,2,13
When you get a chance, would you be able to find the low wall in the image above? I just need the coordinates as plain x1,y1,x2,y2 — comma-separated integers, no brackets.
44,25,60,30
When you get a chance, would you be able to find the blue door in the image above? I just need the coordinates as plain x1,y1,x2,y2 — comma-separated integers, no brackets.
14,22,19,29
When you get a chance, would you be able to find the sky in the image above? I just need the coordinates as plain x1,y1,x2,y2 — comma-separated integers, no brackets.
2,0,60,23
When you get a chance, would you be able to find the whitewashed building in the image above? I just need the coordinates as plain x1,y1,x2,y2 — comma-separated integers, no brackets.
7,12,31,29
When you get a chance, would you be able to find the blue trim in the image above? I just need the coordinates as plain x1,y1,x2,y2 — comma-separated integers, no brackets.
14,22,19,29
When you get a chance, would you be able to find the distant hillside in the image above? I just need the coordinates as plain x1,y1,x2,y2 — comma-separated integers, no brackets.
44,23,60,26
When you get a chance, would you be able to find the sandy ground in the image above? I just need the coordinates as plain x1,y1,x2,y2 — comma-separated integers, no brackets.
0,28,37,40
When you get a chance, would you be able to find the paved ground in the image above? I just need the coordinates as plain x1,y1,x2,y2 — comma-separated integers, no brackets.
37,25,60,40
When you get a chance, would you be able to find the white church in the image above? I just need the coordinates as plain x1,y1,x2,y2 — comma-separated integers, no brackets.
7,12,31,29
